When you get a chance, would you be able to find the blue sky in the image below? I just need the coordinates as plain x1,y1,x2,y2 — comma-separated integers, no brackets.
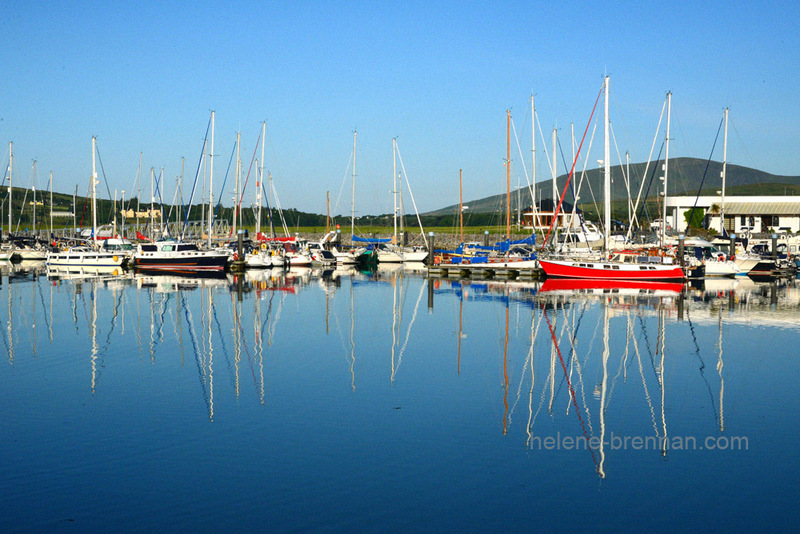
2,1,799,216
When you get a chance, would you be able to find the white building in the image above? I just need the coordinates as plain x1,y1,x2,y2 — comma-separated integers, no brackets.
665,195,800,234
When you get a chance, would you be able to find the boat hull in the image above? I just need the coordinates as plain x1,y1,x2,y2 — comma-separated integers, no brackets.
133,255,228,273
539,259,685,281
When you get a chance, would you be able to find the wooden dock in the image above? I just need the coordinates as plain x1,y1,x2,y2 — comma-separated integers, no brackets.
427,263,543,280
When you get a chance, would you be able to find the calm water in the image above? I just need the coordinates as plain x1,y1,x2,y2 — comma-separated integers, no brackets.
1,261,798,532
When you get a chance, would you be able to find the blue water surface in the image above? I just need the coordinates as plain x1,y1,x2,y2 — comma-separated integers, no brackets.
1,264,798,532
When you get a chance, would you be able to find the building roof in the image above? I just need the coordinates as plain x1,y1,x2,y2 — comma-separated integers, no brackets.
724,201,800,215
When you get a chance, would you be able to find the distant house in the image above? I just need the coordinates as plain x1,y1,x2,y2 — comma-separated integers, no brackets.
121,208,161,220
665,195,800,234
521,199,583,231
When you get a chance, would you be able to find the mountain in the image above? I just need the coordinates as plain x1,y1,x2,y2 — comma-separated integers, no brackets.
425,157,800,216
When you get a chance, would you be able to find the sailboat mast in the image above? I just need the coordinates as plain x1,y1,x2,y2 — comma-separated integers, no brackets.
149,167,155,240
531,95,536,229
32,160,37,236
603,76,611,253
49,170,53,238
661,92,672,246
392,137,398,242
721,107,729,235
459,168,463,245
234,131,241,236
136,152,142,237
258,121,266,237
552,128,557,209
351,130,356,238
506,109,511,241
92,137,97,247
7,142,11,235
208,110,215,248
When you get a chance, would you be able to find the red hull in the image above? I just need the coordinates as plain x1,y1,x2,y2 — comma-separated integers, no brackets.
539,259,685,281
540,278,684,293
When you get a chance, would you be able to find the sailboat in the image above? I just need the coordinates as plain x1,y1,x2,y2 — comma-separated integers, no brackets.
46,137,125,270
538,77,686,282
376,138,428,263
133,113,229,274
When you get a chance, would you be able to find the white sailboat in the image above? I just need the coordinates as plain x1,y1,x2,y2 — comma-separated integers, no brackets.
46,137,125,269
376,138,428,263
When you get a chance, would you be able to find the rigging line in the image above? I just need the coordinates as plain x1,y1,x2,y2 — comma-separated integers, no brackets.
235,128,263,227
260,179,276,237
212,141,237,225
632,316,660,437
729,117,757,170
331,150,354,217
535,111,556,183
210,292,232,370
637,314,660,381
231,293,259,389
541,302,599,469
510,117,536,215
605,312,631,412
395,143,428,247
610,124,635,224
180,292,211,414
633,142,665,239
684,306,720,425
396,277,426,373
93,144,115,216
556,133,597,245
542,81,604,248
556,136,578,205
35,276,51,333
182,117,211,238
627,97,667,240
686,116,725,233
557,302,593,436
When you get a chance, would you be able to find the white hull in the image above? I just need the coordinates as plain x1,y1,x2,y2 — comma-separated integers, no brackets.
734,256,761,275
376,249,403,263
245,250,284,268
702,259,740,277
46,247,125,268
400,249,429,262
16,249,47,261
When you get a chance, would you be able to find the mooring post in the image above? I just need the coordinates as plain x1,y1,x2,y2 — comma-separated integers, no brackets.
678,234,685,267
484,230,490,247
426,232,435,266
772,233,778,263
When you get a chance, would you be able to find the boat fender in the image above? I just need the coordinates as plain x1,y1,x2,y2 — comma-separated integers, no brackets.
253,249,258,256
434,255,441,265
113,256,118,263
233,252,239,261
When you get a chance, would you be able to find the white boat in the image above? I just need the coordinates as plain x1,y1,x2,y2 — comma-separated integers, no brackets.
45,138,125,270
245,246,285,268
306,241,337,266
133,238,229,273
676,236,740,277
47,246,125,268
319,231,358,264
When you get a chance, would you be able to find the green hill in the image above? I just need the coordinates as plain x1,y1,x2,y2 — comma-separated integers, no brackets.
425,157,800,217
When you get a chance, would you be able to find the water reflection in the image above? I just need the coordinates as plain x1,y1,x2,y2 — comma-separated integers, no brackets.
2,260,798,477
